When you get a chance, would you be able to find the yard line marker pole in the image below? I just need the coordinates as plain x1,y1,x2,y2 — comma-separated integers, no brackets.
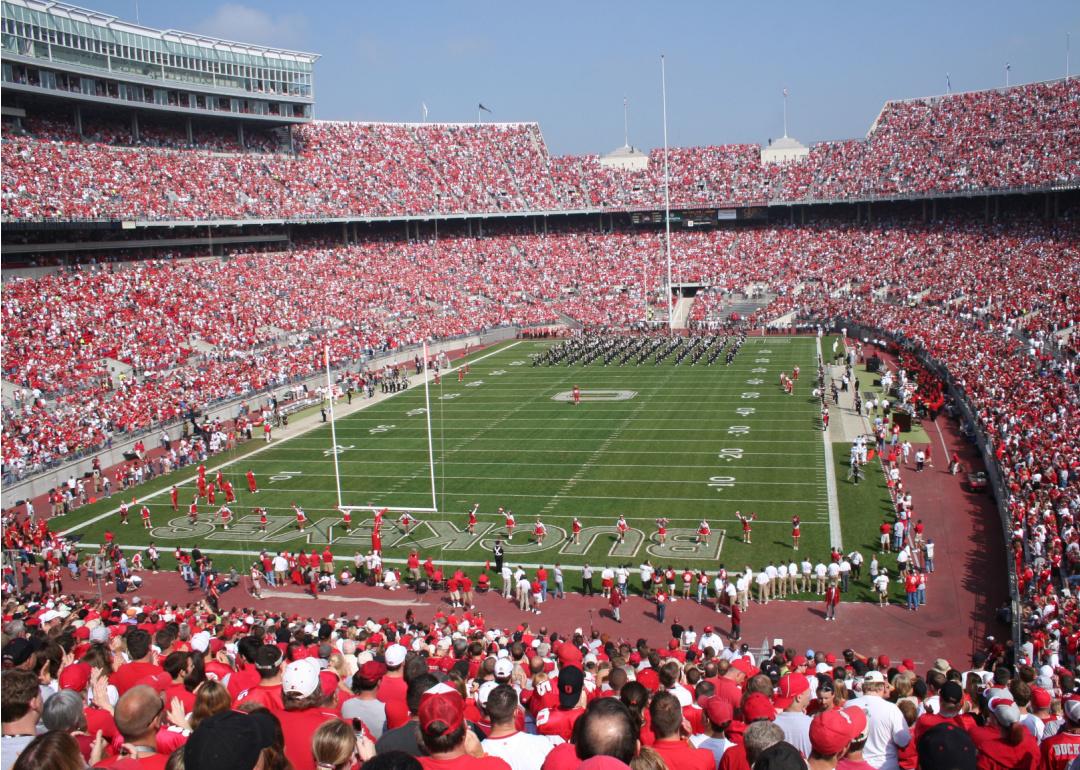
423,341,438,513
661,54,674,336
325,345,343,511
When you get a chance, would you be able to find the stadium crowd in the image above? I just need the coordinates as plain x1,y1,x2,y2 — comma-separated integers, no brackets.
3,80,1077,221
5,219,1075,480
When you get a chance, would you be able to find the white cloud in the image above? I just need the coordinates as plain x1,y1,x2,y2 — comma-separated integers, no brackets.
192,4,309,50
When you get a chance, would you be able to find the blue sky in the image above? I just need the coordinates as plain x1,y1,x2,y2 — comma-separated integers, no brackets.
94,0,1077,156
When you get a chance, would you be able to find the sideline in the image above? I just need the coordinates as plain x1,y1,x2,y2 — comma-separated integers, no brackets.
816,337,843,550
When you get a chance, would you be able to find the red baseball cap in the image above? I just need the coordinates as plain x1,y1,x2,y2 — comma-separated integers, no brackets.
704,696,734,726
742,692,776,722
418,683,465,736
58,662,92,692
809,706,867,755
731,658,757,677
773,673,811,710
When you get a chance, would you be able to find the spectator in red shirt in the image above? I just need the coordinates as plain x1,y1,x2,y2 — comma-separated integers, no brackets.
966,694,1038,770
1039,699,1080,770
536,666,587,742
272,658,343,770
649,690,714,770
95,685,169,769
109,629,164,696
416,682,510,770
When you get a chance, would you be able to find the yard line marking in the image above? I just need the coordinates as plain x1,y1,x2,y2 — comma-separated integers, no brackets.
817,336,843,550
56,341,521,537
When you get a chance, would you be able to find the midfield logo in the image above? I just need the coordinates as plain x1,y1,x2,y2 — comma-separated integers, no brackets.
551,390,637,402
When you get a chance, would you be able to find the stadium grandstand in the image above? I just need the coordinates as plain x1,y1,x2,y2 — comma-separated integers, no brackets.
2,3,1080,770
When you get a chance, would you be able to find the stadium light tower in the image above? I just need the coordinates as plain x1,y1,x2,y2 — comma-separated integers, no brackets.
661,54,673,335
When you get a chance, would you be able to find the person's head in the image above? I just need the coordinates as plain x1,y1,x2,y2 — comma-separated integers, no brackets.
629,746,666,770
607,667,628,694
742,720,785,766
358,753,422,770
558,666,586,709
11,731,85,770
184,708,278,770
311,718,358,770
114,685,165,744
916,722,977,770
41,689,87,733
254,645,284,682
648,691,683,741
703,696,733,735
406,673,439,716
418,683,467,754
125,628,152,661
986,694,1027,745
861,670,887,696
939,681,964,716
754,741,808,770
574,696,638,764
809,706,867,762
282,658,325,711
190,679,232,731
1,669,42,725
483,684,519,726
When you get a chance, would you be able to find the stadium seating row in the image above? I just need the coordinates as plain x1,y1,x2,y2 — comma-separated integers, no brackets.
3,79,1077,221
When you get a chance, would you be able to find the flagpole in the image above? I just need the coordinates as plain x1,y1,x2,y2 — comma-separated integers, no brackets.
1068,33,1071,81
623,96,629,148
1005,63,1010,87
661,54,673,337
782,89,788,138
325,345,343,510
946,73,951,94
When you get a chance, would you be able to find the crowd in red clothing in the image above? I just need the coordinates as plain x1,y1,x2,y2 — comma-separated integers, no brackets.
3,565,1079,770
3,80,1077,221
5,217,1075,479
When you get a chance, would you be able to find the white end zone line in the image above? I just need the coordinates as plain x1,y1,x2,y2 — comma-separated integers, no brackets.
816,337,843,550
57,341,522,538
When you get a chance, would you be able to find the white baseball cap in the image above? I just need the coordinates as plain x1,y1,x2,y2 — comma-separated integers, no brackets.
385,644,407,667
494,658,514,678
282,659,321,697
190,631,211,653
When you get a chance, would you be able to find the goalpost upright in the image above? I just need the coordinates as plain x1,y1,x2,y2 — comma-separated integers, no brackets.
325,345,343,510
423,341,438,513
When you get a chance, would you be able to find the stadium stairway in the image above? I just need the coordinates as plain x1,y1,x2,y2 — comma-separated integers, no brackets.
670,296,694,329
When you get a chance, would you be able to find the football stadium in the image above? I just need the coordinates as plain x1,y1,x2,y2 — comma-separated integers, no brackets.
1,2,1078,769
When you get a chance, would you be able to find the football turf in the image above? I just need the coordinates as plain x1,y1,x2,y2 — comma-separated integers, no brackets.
60,336,904,600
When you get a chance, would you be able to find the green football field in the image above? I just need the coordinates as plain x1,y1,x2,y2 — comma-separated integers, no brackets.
59,336,904,600
59,332,898,578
